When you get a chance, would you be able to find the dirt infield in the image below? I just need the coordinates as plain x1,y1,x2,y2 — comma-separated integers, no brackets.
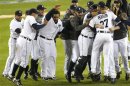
0,11,66,19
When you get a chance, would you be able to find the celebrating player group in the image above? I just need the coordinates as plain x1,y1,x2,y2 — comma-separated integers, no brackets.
2,0,130,86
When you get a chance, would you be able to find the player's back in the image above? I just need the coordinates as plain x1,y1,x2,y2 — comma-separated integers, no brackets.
93,10,117,31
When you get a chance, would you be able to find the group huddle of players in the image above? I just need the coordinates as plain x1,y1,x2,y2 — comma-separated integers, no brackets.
2,0,130,86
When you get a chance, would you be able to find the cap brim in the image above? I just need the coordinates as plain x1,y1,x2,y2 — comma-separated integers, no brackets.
16,14,22,16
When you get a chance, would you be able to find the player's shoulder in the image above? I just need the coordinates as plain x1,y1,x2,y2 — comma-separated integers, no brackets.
10,18,17,25
84,12,90,17
26,15,35,20
106,10,114,14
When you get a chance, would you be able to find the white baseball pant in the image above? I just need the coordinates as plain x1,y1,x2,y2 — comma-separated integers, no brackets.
37,37,56,78
91,33,116,78
3,38,16,75
14,36,32,68
114,37,130,73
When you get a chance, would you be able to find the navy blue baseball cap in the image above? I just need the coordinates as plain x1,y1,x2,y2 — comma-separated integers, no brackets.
75,6,83,13
70,5,77,10
87,1,94,7
90,4,98,11
29,8,38,15
98,1,106,8
37,4,46,10
15,10,22,16
25,9,30,15
72,0,78,3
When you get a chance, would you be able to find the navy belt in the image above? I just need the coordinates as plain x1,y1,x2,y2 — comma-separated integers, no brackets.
97,31,111,33
39,35,52,40
20,35,31,41
81,34,93,39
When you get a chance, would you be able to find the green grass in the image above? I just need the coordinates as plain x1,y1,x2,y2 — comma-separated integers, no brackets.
1,0,130,86
0,0,87,15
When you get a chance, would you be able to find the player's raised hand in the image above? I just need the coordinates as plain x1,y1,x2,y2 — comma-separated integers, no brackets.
54,5,61,10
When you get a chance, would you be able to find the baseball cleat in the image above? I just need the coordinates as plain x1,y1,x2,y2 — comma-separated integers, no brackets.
128,56,130,61
42,77,49,81
47,77,56,80
31,75,38,81
80,75,84,80
110,78,116,84
13,78,23,86
116,71,122,79
87,73,91,79
2,74,8,78
65,74,72,83
125,73,130,81
24,73,28,80
104,76,111,82
7,75,15,81
35,72,41,78
75,76,81,83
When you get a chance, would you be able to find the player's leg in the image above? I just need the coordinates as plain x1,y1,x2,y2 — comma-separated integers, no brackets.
47,40,57,80
37,37,50,80
66,40,79,83
13,38,32,86
91,34,103,74
29,40,39,80
119,37,130,80
113,40,121,79
7,38,22,81
3,38,16,76
62,40,72,75
127,41,130,61
106,36,116,84
74,35,93,82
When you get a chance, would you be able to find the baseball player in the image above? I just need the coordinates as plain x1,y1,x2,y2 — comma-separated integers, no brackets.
113,12,130,80
61,4,77,76
29,4,46,80
2,10,23,77
37,9,63,80
106,0,130,80
65,6,89,83
7,8,46,86
74,4,98,82
71,0,87,13
89,1,121,84
23,9,30,80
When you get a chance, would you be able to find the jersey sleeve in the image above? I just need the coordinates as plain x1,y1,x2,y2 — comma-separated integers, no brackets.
29,16,37,26
89,18,95,28
58,20,64,32
83,13,89,24
10,21,18,32
111,11,117,20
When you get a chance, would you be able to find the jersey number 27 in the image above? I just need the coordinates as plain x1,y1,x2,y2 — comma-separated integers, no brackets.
100,19,108,28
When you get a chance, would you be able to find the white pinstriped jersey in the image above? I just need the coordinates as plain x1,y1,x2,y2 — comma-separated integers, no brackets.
39,17,63,39
81,12,94,37
89,10,117,31
10,18,24,38
20,15,37,39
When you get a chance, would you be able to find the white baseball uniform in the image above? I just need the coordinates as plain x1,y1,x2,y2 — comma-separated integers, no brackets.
38,17,63,78
90,10,116,78
3,18,24,76
14,15,37,68
78,12,94,57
